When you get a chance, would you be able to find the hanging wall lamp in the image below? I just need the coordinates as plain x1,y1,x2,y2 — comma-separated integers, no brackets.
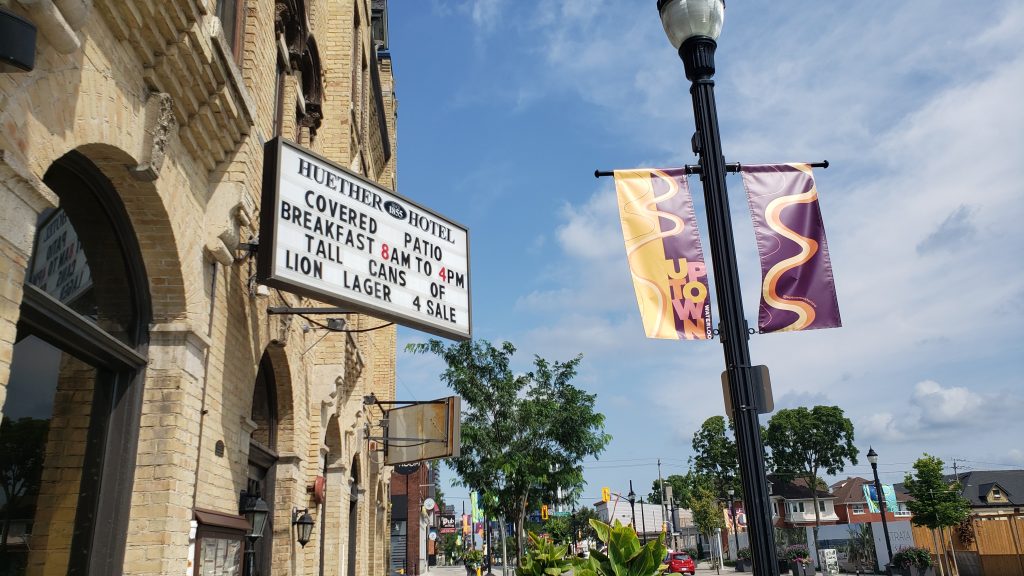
292,508,315,547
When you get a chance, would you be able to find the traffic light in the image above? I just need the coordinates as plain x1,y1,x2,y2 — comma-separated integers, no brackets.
601,487,610,502
541,505,549,520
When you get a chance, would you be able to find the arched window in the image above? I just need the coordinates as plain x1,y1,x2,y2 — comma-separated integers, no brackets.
1,150,150,574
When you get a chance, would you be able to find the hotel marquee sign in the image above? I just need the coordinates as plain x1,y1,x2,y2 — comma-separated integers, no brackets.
258,138,471,340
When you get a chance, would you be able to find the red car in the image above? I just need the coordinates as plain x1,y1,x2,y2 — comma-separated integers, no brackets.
664,552,696,575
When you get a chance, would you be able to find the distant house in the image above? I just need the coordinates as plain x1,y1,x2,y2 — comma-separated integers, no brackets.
768,475,840,528
830,476,912,524
895,470,1024,517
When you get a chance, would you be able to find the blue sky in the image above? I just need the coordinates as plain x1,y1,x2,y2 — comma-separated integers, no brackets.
386,1,1024,508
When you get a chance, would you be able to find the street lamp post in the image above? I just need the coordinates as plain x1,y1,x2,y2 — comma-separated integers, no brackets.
727,488,739,560
628,481,638,536
640,496,648,543
868,447,894,574
656,1,780,574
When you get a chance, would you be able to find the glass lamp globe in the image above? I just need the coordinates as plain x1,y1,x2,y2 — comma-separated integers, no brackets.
657,0,725,49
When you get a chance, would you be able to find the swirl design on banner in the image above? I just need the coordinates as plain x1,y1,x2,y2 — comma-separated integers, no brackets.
762,170,819,331
618,170,683,337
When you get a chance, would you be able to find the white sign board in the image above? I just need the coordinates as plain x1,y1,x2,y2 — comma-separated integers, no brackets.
872,520,914,571
28,209,92,304
259,138,471,340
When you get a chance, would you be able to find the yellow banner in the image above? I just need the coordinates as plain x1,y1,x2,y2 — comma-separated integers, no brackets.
613,169,712,340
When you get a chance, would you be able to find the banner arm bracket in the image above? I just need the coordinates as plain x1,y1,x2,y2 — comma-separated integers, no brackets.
594,160,829,178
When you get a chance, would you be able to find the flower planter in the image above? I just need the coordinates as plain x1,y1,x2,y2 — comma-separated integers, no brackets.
465,564,480,576
894,568,934,576
790,561,814,575
734,559,749,572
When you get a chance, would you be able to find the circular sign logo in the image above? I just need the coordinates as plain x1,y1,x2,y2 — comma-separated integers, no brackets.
383,200,407,220
423,497,436,511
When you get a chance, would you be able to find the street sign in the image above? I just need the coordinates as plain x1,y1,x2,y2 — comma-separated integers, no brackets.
439,515,457,534
721,365,773,415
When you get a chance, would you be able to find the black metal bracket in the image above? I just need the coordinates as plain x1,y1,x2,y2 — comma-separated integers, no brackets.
594,160,829,178
267,307,351,315
362,392,447,407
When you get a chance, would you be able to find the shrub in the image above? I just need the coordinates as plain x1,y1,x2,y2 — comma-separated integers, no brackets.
519,532,573,576
737,547,752,561
783,544,810,562
464,549,484,568
891,547,932,569
572,519,666,576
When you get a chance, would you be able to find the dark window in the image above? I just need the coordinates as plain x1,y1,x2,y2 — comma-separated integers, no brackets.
246,354,278,576
217,0,246,63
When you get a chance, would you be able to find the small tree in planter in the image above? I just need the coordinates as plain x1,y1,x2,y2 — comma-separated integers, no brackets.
735,548,751,572
463,549,484,576
891,547,933,576
783,544,814,576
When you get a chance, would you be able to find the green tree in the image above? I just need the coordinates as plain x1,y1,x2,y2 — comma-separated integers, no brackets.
903,454,970,530
648,473,696,508
407,339,611,563
0,417,50,551
690,481,726,558
544,516,572,545
765,405,858,547
570,507,601,547
691,416,740,500
903,454,971,574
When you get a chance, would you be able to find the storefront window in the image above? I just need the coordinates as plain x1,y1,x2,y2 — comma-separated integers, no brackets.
0,150,150,574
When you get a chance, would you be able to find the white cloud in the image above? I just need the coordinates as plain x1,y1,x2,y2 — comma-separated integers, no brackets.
858,380,1012,444
554,191,622,261
912,381,984,427
471,0,504,31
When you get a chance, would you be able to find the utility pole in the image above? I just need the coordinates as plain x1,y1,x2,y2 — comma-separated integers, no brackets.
658,459,669,537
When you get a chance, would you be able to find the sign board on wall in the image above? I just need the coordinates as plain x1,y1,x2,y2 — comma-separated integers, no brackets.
258,138,471,340
385,397,461,466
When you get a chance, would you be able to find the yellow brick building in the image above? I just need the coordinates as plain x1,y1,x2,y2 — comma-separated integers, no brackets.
0,1,398,574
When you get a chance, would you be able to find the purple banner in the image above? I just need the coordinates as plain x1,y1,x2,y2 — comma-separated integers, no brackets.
741,164,841,333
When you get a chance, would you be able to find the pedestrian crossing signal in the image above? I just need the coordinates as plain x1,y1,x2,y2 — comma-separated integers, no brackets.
601,487,610,502
541,505,549,520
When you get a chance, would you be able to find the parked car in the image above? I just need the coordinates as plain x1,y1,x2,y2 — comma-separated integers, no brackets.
663,552,696,575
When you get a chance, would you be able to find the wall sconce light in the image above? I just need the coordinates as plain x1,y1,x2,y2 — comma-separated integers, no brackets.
292,508,315,547
0,7,36,72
